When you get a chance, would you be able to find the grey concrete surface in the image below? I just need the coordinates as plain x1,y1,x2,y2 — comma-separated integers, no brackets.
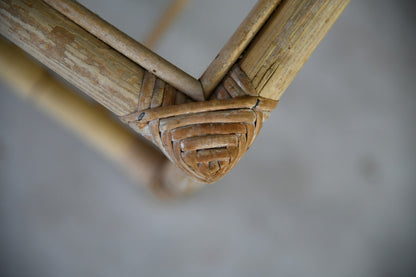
1,0,415,276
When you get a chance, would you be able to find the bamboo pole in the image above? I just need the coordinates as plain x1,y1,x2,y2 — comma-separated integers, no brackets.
200,0,282,97
0,37,202,197
43,0,204,101
239,0,350,100
0,0,143,116
143,0,191,49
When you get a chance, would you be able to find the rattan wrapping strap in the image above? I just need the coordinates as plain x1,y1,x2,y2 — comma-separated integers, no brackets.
121,65,278,183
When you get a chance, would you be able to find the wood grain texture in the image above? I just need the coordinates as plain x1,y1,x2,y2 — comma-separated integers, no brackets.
43,0,204,101
0,0,143,116
0,37,202,197
200,0,281,97
239,0,350,100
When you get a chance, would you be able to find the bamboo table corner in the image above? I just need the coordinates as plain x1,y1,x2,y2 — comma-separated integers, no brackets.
0,0,350,196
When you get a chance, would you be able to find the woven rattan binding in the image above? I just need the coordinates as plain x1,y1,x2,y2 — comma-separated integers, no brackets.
121,65,278,183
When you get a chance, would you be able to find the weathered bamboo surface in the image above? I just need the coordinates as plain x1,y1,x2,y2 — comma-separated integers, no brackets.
0,37,202,196
0,0,143,116
43,0,204,101
200,0,281,97
239,0,350,100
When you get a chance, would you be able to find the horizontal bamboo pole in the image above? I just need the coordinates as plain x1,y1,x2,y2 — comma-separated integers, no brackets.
0,0,143,116
200,0,281,97
43,0,204,101
239,0,350,100
0,37,202,197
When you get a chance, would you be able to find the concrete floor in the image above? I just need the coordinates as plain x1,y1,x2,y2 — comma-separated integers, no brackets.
1,0,415,276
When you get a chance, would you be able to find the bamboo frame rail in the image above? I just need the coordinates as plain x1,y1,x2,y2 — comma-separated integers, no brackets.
200,0,281,97
0,0,349,185
0,37,201,197
43,0,204,101
239,0,350,100
0,0,142,116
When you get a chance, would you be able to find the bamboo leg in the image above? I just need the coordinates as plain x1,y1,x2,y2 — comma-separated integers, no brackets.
143,0,191,49
0,37,202,197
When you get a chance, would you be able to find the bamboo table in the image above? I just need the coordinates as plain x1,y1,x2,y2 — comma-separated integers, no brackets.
0,0,349,196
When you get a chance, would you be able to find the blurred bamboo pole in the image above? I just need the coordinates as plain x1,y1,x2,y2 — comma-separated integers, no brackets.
143,0,191,49
0,37,202,197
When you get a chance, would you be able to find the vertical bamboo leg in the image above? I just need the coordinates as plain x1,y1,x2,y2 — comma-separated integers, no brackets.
0,37,202,197
143,0,191,49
